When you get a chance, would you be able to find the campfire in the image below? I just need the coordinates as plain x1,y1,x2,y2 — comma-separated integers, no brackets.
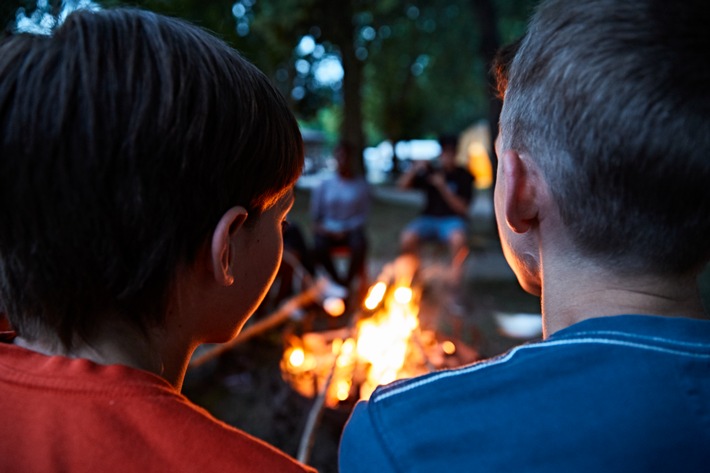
188,253,481,463
280,254,480,408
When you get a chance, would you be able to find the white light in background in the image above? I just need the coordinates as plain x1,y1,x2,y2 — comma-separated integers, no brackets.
313,55,344,86
294,35,343,90
15,0,100,35
297,35,316,56
232,0,254,37
295,59,311,76
360,26,376,41
232,3,246,18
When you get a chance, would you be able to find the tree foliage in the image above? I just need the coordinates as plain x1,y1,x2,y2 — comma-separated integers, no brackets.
4,0,536,173
236,0,535,172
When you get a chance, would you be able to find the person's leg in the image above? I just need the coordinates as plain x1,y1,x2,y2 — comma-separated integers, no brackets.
283,224,316,276
400,229,420,256
400,216,436,256
439,218,471,338
345,227,368,287
449,229,469,269
313,232,342,284
435,217,470,271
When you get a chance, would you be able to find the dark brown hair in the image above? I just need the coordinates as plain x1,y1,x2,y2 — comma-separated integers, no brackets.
0,8,304,347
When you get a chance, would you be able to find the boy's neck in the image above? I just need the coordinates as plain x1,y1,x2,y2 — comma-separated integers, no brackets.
14,321,193,391
540,259,708,338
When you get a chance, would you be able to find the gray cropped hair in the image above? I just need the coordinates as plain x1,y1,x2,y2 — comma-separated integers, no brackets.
500,0,710,275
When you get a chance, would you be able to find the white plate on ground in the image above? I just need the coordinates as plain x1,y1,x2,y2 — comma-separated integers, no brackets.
494,312,543,339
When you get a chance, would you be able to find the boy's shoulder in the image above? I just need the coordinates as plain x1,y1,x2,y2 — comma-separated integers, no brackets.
341,315,710,472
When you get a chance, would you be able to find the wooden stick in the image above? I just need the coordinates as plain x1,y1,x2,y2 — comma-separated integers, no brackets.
297,309,363,464
296,346,339,463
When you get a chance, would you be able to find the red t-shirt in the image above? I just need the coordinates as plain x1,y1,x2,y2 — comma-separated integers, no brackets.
0,336,316,472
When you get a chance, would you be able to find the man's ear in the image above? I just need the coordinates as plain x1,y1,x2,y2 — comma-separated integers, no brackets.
500,150,540,234
210,206,249,286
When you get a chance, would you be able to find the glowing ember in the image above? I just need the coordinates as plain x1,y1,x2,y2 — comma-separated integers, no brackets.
364,281,387,310
442,340,456,355
393,286,413,304
323,297,345,317
288,347,306,368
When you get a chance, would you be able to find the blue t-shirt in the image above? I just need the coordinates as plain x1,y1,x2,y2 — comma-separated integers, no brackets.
339,315,710,472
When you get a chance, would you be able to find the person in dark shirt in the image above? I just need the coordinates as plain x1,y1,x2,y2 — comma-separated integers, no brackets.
397,134,475,285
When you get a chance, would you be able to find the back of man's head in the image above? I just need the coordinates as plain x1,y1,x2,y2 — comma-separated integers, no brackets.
500,0,710,276
0,8,303,348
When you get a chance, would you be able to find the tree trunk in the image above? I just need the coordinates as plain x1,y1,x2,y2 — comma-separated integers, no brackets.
340,42,365,175
331,0,366,176
471,0,501,183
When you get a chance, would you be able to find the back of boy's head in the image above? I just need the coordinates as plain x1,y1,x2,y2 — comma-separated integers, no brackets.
500,0,710,275
0,8,303,347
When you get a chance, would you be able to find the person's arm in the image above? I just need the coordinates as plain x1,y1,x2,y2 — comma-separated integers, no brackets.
339,402,399,473
396,160,428,190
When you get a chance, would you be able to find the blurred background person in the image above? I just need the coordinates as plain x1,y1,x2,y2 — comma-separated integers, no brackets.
397,133,475,291
310,141,372,297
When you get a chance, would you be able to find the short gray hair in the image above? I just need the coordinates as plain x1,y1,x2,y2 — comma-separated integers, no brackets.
501,0,710,275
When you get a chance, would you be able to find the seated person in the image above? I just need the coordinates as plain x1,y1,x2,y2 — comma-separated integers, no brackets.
0,8,314,472
397,134,475,284
310,141,371,292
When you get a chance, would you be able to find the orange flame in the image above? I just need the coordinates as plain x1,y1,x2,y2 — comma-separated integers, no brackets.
281,255,461,407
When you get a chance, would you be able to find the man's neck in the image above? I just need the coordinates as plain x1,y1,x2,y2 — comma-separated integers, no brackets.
540,259,708,338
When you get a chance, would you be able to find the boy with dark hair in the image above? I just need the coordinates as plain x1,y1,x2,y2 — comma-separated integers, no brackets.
340,0,710,471
0,8,315,472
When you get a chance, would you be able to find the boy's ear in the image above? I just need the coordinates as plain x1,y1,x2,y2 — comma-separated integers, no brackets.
210,206,249,286
500,150,541,234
